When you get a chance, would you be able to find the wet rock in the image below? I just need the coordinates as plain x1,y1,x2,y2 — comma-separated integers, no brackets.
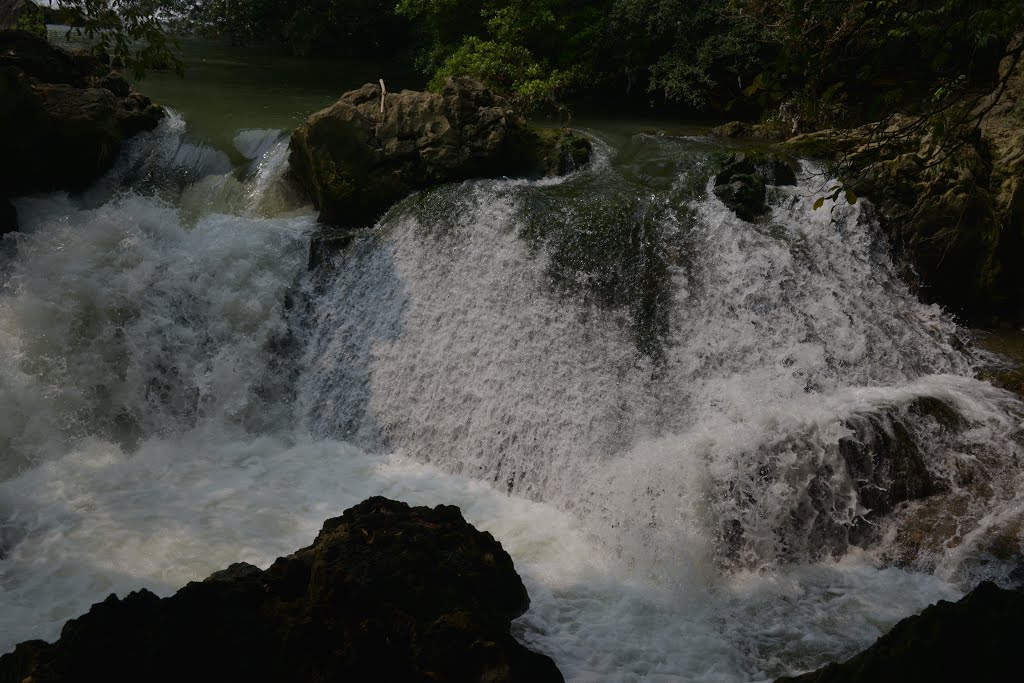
720,151,798,187
0,195,15,235
714,171,768,221
0,29,163,209
776,581,1024,682
709,120,783,141
288,76,591,227
839,408,936,548
0,496,563,683
783,54,1024,325
713,151,799,222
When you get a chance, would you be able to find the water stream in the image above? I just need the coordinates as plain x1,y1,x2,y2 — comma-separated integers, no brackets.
2,81,1023,680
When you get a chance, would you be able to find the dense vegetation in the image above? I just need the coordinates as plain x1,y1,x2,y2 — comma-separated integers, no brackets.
34,0,1022,123
159,0,1023,121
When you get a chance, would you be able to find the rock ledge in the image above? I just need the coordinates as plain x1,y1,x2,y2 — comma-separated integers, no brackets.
289,76,591,227
0,496,563,683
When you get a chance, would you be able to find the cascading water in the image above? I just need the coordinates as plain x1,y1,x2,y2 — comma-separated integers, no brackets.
1,112,1022,681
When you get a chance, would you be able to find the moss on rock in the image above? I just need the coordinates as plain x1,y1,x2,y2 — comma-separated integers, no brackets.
288,77,591,227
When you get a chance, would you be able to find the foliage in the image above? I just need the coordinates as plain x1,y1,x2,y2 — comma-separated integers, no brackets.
399,0,763,111
397,0,613,109
429,37,577,108
730,0,1024,130
169,0,412,57
610,0,763,109
47,1,183,78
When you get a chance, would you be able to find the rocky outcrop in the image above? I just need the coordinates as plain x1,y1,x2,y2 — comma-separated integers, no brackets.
713,151,797,221
0,195,15,235
0,29,163,208
776,581,1024,682
709,120,784,141
0,497,563,683
783,52,1024,326
289,76,591,227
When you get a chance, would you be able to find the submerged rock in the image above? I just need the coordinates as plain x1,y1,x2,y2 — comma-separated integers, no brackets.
0,496,563,682
713,151,797,221
0,29,163,205
288,76,591,227
776,581,1024,682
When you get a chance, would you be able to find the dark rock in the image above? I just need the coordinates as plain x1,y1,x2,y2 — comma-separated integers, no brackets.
783,53,1024,326
0,29,163,206
288,76,591,227
776,581,1024,682
307,228,357,271
838,406,938,550
839,413,933,518
709,120,784,141
717,151,798,187
0,497,564,683
714,173,767,221
712,150,801,221
714,170,767,221
0,195,15,235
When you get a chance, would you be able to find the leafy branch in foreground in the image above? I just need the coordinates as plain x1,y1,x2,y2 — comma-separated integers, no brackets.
44,0,182,78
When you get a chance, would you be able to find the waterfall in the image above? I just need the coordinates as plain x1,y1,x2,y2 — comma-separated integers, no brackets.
0,119,1021,680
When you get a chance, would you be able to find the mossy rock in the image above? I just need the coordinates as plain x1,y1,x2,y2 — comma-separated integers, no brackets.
0,30,163,202
0,497,565,683
288,77,591,228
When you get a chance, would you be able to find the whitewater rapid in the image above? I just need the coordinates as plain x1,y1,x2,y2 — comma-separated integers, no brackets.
1,113,1021,681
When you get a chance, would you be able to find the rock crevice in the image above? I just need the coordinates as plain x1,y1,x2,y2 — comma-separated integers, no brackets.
0,29,164,233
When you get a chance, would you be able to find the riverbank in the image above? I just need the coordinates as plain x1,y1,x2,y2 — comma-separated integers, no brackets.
1,26,1022,683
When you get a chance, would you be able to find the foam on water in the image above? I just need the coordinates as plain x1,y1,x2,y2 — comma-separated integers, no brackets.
1,125,1022,680
0,425,959,681
0,191,313,476
305,160,1022,577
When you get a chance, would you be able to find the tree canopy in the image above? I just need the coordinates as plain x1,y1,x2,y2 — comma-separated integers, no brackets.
37,0,183,78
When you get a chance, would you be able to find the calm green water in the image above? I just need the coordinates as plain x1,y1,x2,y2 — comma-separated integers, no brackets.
139,39,421,154
48,30,420,155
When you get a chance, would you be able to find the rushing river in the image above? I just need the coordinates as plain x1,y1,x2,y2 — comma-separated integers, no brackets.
1,50,1023,681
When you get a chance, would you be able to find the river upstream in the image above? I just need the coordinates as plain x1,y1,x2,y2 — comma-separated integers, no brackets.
1,42,1023,681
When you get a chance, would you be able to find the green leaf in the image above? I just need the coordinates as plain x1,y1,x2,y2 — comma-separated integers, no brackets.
813,197,825,210
845,189,857,205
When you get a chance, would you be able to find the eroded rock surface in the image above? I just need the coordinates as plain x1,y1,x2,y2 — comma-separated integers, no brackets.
289,76,591,227
713,151,797,221
0,29,163,205
0,496,563,683
784,52,1024,325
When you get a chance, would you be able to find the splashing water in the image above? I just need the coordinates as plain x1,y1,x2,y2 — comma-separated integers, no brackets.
0,116,1021,681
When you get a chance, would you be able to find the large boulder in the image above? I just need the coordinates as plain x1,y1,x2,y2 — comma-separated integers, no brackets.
713,151,797,221
776,582,1024,682
0,497,564,683
0,29,163,202
289,76,591,227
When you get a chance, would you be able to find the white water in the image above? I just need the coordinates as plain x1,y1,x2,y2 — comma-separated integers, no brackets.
1,114,1021,680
